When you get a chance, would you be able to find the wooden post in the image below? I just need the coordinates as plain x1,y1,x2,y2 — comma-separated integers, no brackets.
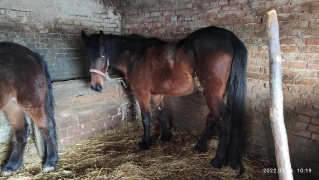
266,10,293,180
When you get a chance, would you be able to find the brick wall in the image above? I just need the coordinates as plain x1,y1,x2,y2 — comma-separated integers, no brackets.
121,0,319,178
0,0,139,148
53,80,139,147
0,0,120,81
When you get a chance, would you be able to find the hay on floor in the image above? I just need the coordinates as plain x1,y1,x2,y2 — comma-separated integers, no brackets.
0,120,278,180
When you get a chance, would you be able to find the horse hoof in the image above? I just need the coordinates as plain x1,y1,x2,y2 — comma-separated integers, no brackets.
210,157,227,169
138,141,150,150
1,171,13,176
160,133,171,142
42,166,55,172
194,143,207,153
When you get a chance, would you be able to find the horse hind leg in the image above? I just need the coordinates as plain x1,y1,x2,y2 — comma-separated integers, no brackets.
152,95,171,142
24,106,58,172
1,100,30,176
194,113,215,153
204,93,229,169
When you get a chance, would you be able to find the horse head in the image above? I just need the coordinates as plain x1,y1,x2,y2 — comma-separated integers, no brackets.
81,30,109,92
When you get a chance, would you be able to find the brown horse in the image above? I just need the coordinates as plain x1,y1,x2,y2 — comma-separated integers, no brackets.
82,26,247,175
0,42,58,175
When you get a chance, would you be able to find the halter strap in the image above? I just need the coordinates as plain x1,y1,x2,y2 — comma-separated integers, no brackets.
89,55,109,78
90,69,106,77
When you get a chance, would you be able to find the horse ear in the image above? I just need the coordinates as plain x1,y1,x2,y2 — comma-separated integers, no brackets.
99,30,104,44
81,30,87,43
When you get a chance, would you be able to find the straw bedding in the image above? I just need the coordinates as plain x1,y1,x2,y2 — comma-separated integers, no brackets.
0,120,278,180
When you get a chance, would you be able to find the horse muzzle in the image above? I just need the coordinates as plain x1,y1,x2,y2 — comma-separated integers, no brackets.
91,84,102,92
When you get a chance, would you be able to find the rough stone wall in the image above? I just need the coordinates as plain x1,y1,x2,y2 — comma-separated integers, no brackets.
0,0,137,148
121,0,319,178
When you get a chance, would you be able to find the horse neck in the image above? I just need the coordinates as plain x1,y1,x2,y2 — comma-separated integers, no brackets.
107,35,167,77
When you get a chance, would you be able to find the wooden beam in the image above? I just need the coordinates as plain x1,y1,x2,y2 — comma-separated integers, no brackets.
266,10,293,180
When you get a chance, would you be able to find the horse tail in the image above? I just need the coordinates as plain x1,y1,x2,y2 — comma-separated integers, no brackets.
226,34,247,173
37,53,58,144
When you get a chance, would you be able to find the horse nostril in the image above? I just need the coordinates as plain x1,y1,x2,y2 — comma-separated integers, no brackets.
96,84,102,92
90,85,96,91
90,84,102,92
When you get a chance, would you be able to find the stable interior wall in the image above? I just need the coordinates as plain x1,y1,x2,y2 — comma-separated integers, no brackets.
120,0,319,179
0,0,140,148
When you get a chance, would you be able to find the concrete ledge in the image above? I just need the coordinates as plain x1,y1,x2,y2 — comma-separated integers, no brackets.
0,79,139,147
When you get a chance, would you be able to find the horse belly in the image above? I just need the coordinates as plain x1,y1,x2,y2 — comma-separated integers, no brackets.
155,71,197,96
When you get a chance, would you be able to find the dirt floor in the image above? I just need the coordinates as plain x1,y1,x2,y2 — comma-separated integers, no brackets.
0,120,279,180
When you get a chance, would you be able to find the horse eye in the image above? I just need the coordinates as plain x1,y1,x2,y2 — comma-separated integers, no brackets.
101,55,105,59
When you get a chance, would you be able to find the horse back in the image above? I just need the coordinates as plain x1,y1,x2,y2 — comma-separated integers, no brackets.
0,42,46,106
128,42,197,95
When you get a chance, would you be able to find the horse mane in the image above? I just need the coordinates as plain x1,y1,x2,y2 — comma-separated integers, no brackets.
104,34,168,65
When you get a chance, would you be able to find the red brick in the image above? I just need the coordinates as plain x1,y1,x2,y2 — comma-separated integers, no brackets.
295,122,308,131
208,13,217,19
296,107,318,117
248,65,260,73
239,17,261,24
78,113,94,124
306,38,319,45
308,125,319,133
93,109,107,121
284,98,305,106
299,115,311,123
281,46,298,53
293,130,311,138
219,0,228,5
280,21,308,30
301,93,319,101
277,14,298,21
300,11,319,20
303,29,319,36
93,119,106,130
296,78,319,86
65,136,79,146
56,117,69,129
282,61,307,69
82,122,94,133
222,5,241,11
69,125,82,136
304,54,319,62
68,116,79,127
57,128,68,139
300,86,314,93
315,87,319,93
79,131,95,141
254,24,265,31
281,6,294,13
311,118,319,125
311,133,319,141
280,38,296,45
256,8,268,16
307,63,319,70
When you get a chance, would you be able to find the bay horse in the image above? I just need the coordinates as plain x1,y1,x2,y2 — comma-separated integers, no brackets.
81,26,247,175
0,42,58,175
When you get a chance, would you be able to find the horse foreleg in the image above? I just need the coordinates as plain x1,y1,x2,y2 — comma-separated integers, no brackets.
152,95,171,142
194,113,215,153
135,91,152,150
1,101,29,175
